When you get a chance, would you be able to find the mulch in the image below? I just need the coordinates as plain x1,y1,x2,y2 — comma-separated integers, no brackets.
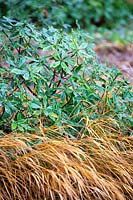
94,42,133,84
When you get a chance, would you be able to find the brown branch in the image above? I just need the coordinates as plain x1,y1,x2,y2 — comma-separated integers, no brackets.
6,80,25,97
2,30,20,54
49,69,56,88
26,85,38,97
61,95,73,108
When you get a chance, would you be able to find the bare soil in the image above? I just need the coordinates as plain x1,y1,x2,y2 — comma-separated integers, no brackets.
95,43,133,84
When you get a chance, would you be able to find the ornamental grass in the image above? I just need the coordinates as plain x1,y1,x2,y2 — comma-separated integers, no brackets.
0,131,132,200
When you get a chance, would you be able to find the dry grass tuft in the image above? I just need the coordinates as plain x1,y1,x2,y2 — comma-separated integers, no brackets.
0,133,132,200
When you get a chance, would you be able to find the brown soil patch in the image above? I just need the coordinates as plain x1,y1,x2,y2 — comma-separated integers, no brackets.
95,42,133,84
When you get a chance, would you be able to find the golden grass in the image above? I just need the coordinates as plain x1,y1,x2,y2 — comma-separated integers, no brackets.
0,132,132,200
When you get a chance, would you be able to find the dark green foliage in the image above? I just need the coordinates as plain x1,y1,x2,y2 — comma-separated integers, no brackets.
0,0,132,28
0,19,133,135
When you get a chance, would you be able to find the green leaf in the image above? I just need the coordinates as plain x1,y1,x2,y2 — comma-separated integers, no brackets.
30,103,41,109
10,68,26,75
23,72,30,80
50,113,59,119
11,121,17,130
61,62,72,74
50,61,60,68
17,113,22,120
43,96,47,108
20,124,33,130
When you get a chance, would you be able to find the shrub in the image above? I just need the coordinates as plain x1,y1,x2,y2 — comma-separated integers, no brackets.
0,18,133,135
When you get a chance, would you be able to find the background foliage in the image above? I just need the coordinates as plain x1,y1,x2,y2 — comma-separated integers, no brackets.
0,0,133,28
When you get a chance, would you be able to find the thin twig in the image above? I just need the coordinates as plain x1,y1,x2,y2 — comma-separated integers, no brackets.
26,85,38,97
2,30,19,54
49,69,56,88
62,95,73,108
6,80,25,97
